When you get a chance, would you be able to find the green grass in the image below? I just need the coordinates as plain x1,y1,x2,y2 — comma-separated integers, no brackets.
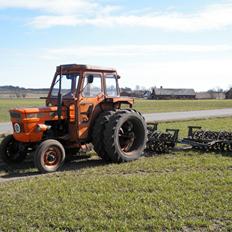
134,99,232,113
0,99,43,122
0,98,232,122
159,117,232,138
0,117,232,231
0,154,231,231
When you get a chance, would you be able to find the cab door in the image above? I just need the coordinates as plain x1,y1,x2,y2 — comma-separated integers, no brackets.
78,72,104,139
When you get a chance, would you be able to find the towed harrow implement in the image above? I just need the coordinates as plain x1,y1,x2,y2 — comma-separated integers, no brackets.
146,124,232,154
182,126,232,152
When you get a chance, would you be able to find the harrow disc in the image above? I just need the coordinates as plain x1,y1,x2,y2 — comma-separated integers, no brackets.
183,126,232,153
146,123,179,154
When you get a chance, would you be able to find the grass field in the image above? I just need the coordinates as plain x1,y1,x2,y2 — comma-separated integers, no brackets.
0,99,43,122
0,117,232,231
159,116,232,138
0,98,232,122
134,99,232,113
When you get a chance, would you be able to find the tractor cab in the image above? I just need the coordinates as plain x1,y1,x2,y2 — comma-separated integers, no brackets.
45,64,133,141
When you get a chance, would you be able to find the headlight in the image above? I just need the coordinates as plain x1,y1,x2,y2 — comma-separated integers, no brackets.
36,124,51,132
14,123,21,134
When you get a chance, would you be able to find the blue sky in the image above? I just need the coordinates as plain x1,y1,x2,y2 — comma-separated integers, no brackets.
0,0,232,91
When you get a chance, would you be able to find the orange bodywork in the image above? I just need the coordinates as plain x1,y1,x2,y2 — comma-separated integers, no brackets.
9,64,134,147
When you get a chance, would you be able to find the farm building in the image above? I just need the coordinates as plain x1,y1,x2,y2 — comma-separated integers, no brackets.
196,92,225,100
120,87,133,97
226,88,232,99
120,88,147,98
150,87,196,100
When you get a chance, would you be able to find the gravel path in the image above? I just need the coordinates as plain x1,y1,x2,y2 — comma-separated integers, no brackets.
144,108,232,122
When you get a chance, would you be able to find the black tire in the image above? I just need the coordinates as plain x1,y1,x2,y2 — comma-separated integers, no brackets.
103,109,147,162
0,134,27,164
34,139,65,173
92,110,115,161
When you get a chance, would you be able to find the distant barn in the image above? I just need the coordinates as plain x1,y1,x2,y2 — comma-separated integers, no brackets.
226,88,232,99
150,87,196,100
196,92,225,100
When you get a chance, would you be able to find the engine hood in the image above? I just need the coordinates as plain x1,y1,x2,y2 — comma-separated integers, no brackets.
9,106,67,122
10,106,58,114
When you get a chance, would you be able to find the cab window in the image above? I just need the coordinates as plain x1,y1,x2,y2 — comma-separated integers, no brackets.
83,74,102,97
105,74,118,97
51,74,79,98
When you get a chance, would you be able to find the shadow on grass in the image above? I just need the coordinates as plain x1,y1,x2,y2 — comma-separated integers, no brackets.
0,154,107,180
1,148,231,181
144,146,232,159
179,147,232,157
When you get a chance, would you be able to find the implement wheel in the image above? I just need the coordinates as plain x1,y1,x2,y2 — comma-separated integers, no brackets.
0,134,27,164
103,110,147,162
34,139,65,173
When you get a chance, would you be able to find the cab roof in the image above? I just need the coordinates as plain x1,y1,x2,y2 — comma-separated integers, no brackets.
56,64,117,73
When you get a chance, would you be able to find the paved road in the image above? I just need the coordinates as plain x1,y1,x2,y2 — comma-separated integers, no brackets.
1,108,232,134
144,108,232,122
0,122,11,134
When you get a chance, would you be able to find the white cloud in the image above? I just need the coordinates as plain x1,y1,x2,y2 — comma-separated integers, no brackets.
0,0,99,15
26,1,232,31
119,59,232,91
40,44,232,60
2,0,232,31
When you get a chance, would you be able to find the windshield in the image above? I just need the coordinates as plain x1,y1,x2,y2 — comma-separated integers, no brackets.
51,73,79,98
105,74,118,96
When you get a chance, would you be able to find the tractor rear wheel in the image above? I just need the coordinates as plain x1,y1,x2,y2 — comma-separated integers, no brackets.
103,109,147,162
0,134,27,164
92,110,115,161
34,139,65,173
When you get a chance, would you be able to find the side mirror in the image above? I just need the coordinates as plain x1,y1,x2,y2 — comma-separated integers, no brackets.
87,75,94,84
117,75,121,79
67,74,74,80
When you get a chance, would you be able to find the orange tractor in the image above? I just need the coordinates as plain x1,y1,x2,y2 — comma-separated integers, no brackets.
0,64,147,173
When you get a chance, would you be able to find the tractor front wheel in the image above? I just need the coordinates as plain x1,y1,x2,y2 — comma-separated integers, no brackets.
0,134,27,164
34,139,65,173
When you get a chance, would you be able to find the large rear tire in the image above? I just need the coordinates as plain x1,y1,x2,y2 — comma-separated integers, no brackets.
103,110,147,162
92,111,115,161
34,139,65,173
0,134,27,164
